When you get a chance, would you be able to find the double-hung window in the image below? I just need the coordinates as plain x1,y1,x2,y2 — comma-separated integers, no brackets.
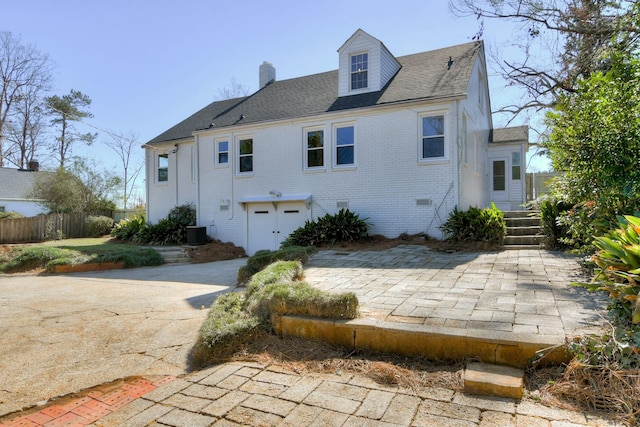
421,115,445,160
157,153,168,182
512,151,521,180
305,129,324,168
335,125,355,166
238,138,253,173
350,53,368,90
216,139,229,166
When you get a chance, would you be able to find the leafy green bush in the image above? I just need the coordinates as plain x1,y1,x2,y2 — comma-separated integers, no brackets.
439,203,506,245
111,215,147,240
576,215,640,325
85,215,114,237
529,195,572,250
237,246,317,284
0,211,25,220
281,208,370,247
555,201,606,253
167,203,196,227
110,204,196,245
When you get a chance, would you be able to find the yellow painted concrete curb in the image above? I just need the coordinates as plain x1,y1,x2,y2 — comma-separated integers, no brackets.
280,315,569,368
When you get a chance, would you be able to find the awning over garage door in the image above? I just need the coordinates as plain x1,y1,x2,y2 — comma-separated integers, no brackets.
238,193,312,208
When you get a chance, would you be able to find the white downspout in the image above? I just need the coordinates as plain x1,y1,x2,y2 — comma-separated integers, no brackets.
195,134,201,226
173,144,179,206
145,149,150,221
453,100,461,208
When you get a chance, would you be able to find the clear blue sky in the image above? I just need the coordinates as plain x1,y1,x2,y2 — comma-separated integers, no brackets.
4,0,547,201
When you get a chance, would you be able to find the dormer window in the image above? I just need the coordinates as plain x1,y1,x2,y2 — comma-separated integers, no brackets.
350,53,368,90
338,29,400,97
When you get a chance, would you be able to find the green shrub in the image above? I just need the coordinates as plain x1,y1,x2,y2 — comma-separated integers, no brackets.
0,211,25,220
167,203,196,226
85,215,114,237
111,215,147,240
575,215,640,325
110,204,196,245
281,208,370,247
439,203,506,245
532,195,573,250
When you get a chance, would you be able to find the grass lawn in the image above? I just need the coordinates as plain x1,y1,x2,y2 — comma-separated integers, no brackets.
0,237,164,273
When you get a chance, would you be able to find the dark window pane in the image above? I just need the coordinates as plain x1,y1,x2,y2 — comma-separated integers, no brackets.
423,116,444,136
219,152,228,164
307,149,323,167
307,130,323,149
218,141,228,152
336,127,354,146
239,139,253,155
512,165,521,180
337,146,354,165
422,137,444,158
493,161,506,191
240,156,253,172
158,154,168,181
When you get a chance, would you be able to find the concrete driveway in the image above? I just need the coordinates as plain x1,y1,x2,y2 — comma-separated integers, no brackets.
0,259,245,417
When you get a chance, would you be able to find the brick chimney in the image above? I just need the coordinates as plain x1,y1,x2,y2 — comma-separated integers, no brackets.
28,160,40,172
259,61,276,89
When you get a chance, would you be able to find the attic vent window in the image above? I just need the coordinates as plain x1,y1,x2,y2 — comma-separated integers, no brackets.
350,53,368,90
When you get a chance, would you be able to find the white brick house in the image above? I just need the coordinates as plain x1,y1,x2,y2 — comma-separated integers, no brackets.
144,29,528,254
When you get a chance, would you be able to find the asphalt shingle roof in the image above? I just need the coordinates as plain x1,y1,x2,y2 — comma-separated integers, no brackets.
0,168,41,199
147,41,483,145
491,126,529,144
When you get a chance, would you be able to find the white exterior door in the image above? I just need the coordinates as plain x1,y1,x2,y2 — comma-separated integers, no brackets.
490,158,509,204
247,202,308,255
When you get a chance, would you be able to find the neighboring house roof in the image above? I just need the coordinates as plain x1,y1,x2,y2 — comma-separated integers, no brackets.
148,41,483,145
0,168,42,200
490,126,529,145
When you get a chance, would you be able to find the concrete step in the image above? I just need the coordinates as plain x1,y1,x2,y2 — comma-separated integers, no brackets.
280,316,568,370
505,217,541,227
503,244,544,250
464,362,524,400
502,210,537,219
504,235,544,245
506,226,542,236
151,246,189,264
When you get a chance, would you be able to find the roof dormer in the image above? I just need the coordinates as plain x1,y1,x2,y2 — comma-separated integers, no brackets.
338,29,401,97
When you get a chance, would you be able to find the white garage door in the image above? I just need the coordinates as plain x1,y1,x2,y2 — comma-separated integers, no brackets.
247,201,308,255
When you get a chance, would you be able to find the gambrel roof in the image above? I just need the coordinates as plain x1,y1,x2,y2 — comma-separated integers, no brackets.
147,41,483,145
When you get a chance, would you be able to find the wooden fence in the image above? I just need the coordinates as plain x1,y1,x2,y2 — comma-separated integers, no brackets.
0,212,111,244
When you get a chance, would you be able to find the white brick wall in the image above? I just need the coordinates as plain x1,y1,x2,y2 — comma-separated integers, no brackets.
194,102,459,250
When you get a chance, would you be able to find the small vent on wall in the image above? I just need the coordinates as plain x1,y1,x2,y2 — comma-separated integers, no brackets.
416,199,432,206
337,201,349,209
220,205,229,211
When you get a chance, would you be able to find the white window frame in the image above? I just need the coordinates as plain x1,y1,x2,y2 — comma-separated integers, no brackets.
349,51,369,92
215,138,230,167
418,112,448,163
333,123,356,168
304,127,325,170
511,151,522,180
236,136,254,175
157,153,169,183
